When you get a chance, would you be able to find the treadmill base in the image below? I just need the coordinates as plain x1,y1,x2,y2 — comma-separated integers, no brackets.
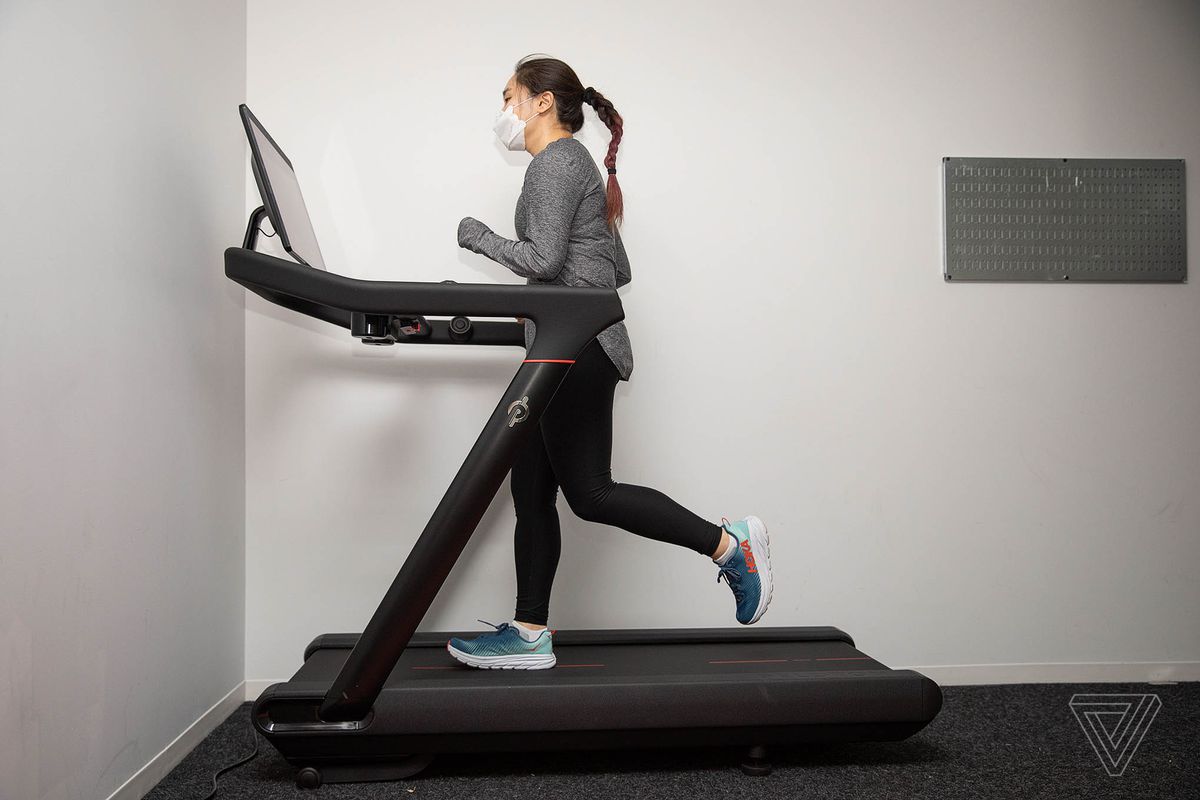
257,627,942,787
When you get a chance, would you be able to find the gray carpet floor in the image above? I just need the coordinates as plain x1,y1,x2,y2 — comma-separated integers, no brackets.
144,682,1198,799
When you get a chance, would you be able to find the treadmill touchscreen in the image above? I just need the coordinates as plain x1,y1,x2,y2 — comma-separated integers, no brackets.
239,104,326,270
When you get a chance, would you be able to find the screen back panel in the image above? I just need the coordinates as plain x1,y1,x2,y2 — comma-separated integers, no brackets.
240,104,326,270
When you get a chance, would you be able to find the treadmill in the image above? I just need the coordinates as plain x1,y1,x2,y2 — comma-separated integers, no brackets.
229,105,942,789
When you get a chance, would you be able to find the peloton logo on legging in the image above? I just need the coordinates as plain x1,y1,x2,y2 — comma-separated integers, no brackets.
506,396,530,428
741,540,759,573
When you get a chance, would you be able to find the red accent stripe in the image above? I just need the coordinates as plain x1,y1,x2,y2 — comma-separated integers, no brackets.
523,359,575,364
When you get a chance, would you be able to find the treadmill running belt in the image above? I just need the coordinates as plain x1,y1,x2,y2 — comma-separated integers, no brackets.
294,638,889,683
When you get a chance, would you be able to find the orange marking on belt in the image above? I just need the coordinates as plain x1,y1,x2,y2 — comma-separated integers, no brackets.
709,658,791,664
816,656,871,661
523,359,575,363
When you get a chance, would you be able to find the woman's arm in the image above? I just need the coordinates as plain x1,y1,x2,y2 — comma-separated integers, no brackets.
458,150,586,281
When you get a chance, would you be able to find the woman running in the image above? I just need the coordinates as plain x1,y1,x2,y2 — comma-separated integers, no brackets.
449,54,773,669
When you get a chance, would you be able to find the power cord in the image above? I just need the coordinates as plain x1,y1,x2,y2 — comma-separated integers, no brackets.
198,717,260,800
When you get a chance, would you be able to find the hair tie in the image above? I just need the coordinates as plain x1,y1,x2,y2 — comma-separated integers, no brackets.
607,168,617,175
582,86,596,104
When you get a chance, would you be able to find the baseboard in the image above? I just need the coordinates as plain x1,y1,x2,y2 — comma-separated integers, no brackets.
104,682,245,800
245,679,278,701
912,661,1200,686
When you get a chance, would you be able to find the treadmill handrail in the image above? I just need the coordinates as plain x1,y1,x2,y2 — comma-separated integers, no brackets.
225,247,624,362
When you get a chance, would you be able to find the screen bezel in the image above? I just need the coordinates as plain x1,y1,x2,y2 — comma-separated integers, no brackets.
239,103,324,269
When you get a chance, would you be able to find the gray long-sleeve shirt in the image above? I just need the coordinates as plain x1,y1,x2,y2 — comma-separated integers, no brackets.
459,136,633,380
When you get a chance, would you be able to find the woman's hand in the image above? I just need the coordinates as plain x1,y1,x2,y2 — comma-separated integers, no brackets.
457,216,490,252
457,217,522,324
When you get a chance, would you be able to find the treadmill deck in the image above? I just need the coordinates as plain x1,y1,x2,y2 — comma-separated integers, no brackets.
254,627,942,763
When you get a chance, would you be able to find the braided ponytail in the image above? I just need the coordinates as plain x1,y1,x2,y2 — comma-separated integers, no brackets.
583,87,624,230
512,54,626,230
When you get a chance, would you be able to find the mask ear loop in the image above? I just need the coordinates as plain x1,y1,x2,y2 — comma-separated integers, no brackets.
511,93,545,122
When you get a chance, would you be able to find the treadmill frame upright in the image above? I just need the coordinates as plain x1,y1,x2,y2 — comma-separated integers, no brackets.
225,238,627,724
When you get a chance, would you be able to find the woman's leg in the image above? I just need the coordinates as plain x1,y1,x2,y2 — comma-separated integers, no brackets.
541,339,726,557
510,422,561,627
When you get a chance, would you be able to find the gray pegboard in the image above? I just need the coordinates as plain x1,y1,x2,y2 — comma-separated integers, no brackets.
942,157,1186,282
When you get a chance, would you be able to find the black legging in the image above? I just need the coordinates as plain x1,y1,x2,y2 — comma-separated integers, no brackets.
510,337,725,626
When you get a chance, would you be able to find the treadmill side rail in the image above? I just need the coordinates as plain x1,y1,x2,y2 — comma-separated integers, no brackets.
303,626,857,661
224,247,623,363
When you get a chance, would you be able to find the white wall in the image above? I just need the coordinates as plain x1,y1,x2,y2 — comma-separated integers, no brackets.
244,0,1200,685
0,2,247,799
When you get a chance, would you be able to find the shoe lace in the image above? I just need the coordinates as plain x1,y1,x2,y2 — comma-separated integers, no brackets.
715,516,747,604
477,619,512,635
716,565,745,604
475,619,548,651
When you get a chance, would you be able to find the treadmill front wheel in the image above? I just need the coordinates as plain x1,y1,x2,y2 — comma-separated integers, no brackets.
295,767,321,790
740,744,772,776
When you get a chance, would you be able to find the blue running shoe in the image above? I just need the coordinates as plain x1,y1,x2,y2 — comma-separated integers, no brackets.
715,515,774,624
446,620,556,670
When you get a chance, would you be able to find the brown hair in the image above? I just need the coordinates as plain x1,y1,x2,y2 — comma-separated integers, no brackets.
512,54,624,229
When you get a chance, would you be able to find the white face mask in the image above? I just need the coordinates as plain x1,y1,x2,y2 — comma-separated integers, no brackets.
493,95,541,151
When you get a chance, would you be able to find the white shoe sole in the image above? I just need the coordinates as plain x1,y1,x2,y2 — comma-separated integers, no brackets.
446,642,557,670
742,515,773,625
